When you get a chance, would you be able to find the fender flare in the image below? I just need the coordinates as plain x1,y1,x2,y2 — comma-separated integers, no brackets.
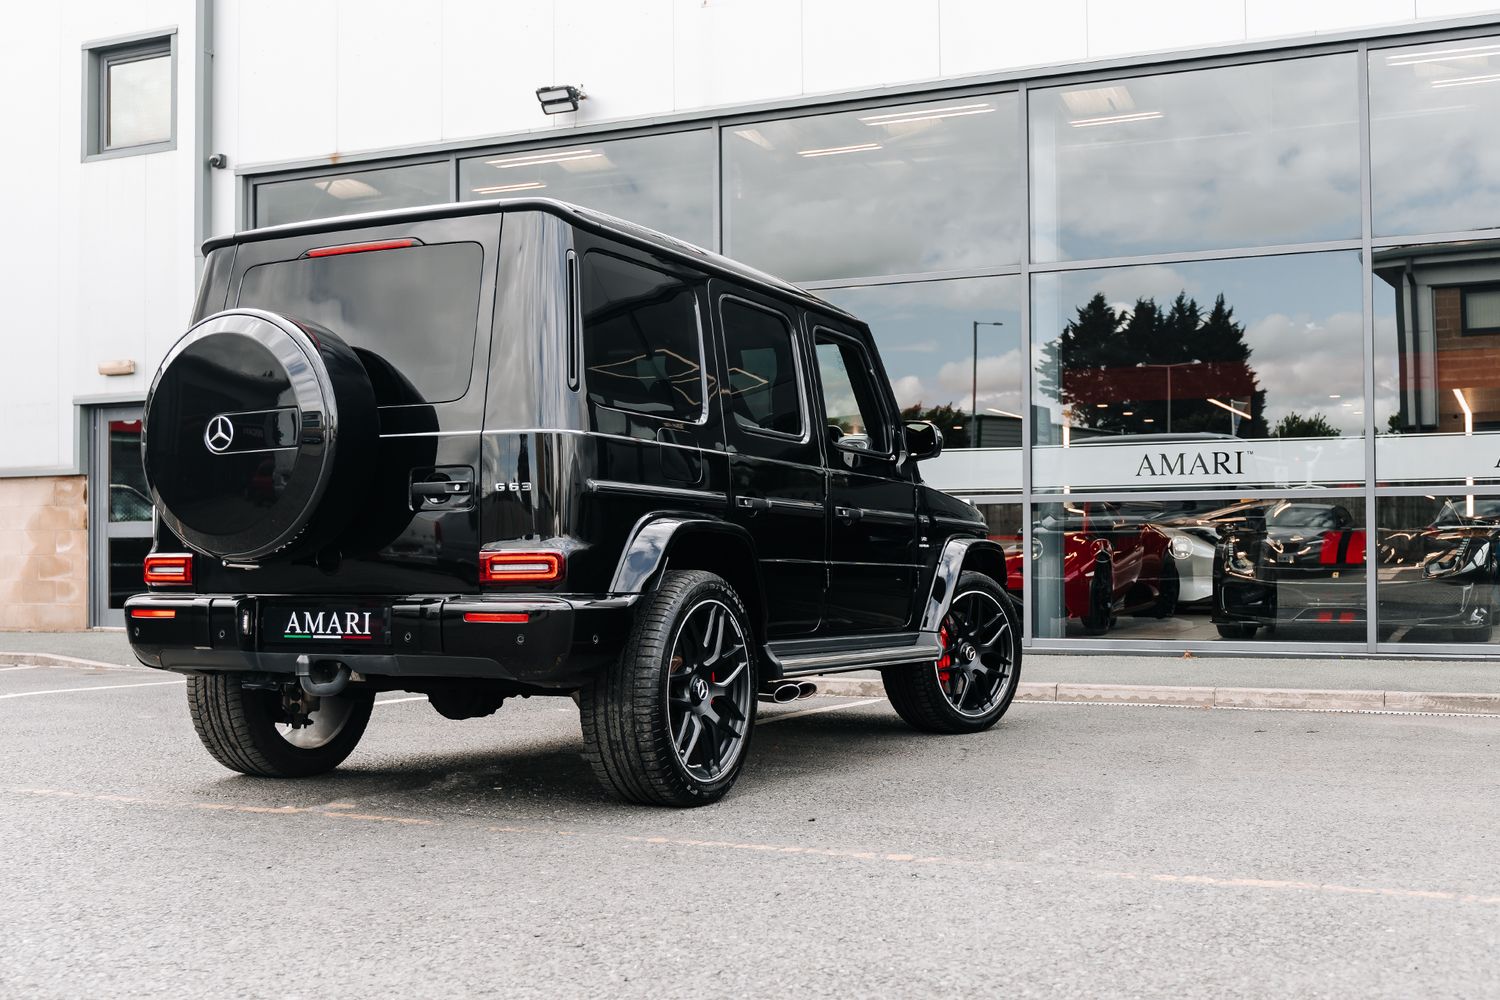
608,513,762,597
921,536,1008,632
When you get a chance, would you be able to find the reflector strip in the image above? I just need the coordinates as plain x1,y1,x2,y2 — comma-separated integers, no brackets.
305,238,417,258
480,551,563,584
463,612,530,624
130,609,177,619
144,554,193,585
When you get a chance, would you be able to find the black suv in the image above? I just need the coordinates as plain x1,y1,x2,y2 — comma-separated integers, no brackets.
127,199,1020,805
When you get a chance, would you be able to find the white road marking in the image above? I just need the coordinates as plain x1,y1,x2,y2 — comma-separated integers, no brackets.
373,695,428,707
0,665,39,674
759,697,883,725
0,679,185,700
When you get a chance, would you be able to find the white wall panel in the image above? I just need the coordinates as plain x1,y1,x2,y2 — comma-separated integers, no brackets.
1084,0,1246,59
939,0,1089,77
553,0,675,124
673,0,802,110
1246,0,1416,39
803,0,941,94
237,0,338,164
1416,0,1500,17
442,0,558,140
337,0,443,152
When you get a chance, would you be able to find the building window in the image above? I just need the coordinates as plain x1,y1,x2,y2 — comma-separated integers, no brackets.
1462,285,1500,337
254,162,451,227
84,33,175,159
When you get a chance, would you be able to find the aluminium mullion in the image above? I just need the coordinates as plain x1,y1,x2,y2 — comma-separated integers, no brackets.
1359,42,1379,653
1029,239,1365,275
800,264,1024,290
711,121,723,254
1019,80,1034,649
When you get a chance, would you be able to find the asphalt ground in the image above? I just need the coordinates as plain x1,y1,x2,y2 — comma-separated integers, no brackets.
3,659,1499,999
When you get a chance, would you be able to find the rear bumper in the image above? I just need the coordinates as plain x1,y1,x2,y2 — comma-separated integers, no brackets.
124,593,637,688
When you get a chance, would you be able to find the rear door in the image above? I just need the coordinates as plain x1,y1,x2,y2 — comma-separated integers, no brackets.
808,322,919,634
203,215,498,595
714,283,825,636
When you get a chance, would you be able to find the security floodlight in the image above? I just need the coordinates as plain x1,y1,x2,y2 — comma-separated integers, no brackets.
536,85,585,115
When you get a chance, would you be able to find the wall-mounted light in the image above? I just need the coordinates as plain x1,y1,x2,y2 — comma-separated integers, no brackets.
536,84,585,115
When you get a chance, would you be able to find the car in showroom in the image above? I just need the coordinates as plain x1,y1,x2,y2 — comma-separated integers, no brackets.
125,198,1021,806
1375,498,1500,642
1031,501,1179,635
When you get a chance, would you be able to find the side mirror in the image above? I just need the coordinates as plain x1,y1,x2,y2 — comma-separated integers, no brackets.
904,420,944,462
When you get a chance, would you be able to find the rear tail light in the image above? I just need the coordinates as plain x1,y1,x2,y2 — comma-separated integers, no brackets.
463,612,530,624
143,554,193,585
479,551,563,584
130,608,177,619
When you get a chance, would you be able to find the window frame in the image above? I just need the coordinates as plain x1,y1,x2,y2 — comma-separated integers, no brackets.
83,29,177,161
579,249,711,427
716,293,810,444
810,325,897,459
1460,283,1500,338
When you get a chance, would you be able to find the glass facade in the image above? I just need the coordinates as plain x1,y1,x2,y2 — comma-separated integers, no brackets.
247,25,1500,654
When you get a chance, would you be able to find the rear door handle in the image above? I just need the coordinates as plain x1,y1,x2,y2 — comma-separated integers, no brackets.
835,506,863,522
411,481,471,498
737,496,772,513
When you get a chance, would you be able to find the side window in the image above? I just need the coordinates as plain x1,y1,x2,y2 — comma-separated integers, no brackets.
720,298,803,438
812,330,891,454
581,252,705,421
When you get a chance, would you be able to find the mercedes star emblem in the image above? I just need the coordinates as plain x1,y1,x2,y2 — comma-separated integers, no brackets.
204,414,234,453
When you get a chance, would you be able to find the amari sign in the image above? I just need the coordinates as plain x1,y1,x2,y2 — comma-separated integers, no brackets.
1032,436,1365,490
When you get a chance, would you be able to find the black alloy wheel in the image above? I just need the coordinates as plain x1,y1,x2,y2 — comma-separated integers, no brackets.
186,674,375,778
883,571,1021,734
581,570,759,806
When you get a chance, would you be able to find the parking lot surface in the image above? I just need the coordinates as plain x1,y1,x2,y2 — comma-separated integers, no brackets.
3,660,1498,999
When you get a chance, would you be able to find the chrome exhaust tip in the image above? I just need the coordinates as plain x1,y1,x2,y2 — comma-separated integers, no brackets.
795,681,818,700
758,682,802,704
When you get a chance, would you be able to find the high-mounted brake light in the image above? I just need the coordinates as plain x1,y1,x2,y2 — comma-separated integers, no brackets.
131,608,177,619
463,612,530,624
143,554,193,585
305,238,418,258
479,551,563,584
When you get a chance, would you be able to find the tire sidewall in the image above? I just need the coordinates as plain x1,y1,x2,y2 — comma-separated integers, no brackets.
241,684,375,777
926,572,1021,731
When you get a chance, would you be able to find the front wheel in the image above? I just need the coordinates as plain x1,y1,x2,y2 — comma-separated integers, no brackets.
882,571,1021,734
580,570,758,807
186,674,374,778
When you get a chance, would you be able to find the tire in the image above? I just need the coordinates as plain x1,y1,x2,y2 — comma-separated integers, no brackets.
186,674,374,778
144,309,377,561
882,571,1021,735
1152,559,1180,618
1081,555,1114,635
580,570,758,807
1215,622,1259,640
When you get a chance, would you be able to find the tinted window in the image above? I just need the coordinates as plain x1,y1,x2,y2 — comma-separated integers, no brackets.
581,253,705,422
720,299,803,437
254,162,450,227
813,333,890,453
238,242,483,404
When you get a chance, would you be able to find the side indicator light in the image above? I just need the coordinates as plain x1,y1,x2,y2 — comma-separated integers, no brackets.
130,608,177,619
479,551,563,584
305,238,418,258
463,612,530,624
144,554,193,585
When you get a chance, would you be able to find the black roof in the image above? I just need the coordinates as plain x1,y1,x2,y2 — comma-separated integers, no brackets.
202,197,856,321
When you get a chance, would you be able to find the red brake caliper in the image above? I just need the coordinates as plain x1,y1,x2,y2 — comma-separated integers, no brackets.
937,624,952,686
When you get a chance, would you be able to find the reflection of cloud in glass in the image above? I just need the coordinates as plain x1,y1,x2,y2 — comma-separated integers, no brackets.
726,95,1023,281
1031,55,1361,262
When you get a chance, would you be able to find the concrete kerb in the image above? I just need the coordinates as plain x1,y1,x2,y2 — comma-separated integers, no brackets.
811,676,1500,716
0,651,144,672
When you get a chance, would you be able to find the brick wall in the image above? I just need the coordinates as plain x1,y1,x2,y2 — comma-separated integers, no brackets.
1434,286,1500,431
0,476,88,630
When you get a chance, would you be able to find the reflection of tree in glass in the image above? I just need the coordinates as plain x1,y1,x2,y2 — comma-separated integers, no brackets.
900,402,970,449
1272,412,1340,438
1039,291,1269,438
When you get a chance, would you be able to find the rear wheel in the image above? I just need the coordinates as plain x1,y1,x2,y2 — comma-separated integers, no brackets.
186,674,374,778
580,570,757,807
882,571,1021,734
1215,622,1260,640
1081,556,1114,635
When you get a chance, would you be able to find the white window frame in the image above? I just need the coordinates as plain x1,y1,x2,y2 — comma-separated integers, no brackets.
83,29,177,161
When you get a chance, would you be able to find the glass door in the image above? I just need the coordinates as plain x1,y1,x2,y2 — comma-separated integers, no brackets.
90,406,152,627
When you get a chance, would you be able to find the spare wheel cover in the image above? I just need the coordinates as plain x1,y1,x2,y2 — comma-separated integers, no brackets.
143,308,374,561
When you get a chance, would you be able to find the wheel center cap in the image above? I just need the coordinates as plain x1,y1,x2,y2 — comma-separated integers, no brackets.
959,642,978,661
689,676,709,704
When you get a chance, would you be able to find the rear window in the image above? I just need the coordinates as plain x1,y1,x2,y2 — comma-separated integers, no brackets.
237,242,483,404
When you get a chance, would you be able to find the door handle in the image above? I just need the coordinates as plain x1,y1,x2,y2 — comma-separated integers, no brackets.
411,481,472,498
737,496,772,513
835,506,863,523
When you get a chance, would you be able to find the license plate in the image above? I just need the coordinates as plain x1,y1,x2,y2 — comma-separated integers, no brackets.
264,606,389,646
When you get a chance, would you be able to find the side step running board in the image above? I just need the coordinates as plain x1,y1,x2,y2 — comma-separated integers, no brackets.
766,640,942,678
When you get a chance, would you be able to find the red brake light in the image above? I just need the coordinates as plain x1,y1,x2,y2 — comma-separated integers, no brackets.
305,238,417,258
479,551,563,584
130,608,177,619
463,612,530,624
144,554,193,585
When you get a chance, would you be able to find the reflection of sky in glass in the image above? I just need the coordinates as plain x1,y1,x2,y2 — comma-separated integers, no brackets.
1032,252,1366,434
725,95,1023,281
256,163,450,227
817,277,1023,418
1031,55,1360,262
459,131,714,247
1370,36,1500,237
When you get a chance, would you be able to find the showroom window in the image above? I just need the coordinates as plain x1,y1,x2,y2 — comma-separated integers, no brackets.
1370,36,1500,238
84,33,175,159
254,162,451,227
1030,55,1361,262
1375,494,1500,644
724,94,1023,281
460,131,714,248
